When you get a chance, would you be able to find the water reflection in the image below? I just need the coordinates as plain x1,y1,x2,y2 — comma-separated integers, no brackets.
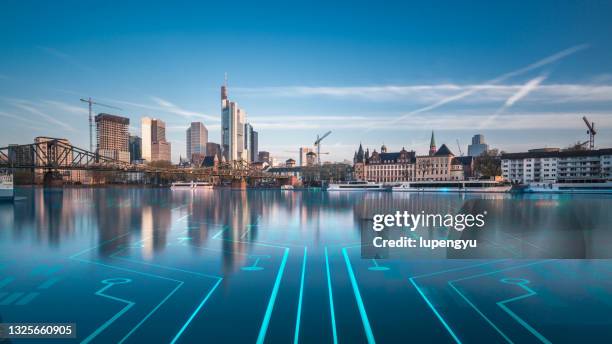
2,188,612,268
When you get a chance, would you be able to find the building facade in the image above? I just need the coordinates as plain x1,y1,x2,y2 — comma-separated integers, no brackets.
353,142,471,183
221,83,248,162
501,148,612,184
467,134,489,157
186,122,208,163
141,117,171,162
299,147,314,166
353,144,417,182
95,113,130,163
129,135,142,163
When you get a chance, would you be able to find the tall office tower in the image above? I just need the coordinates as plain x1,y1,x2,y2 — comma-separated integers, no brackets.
299,147,314,166
258,151,270,164
129,135,142,163
221,80,247,162
467,134,489,157
95,113,130,163
186,122,208,163
250,130,258,162
244,123,258,162
141,117,171,162
244,123,252,162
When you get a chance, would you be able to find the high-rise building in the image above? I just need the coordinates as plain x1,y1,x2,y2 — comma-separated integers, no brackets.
129,135,142,163
299,147,314,166
95,113,130,163
258,151,270,164
244,123,258,162
221,80,248,161
186,122,208,163
467,134,489,156
141,117,171,162
250,130,258,162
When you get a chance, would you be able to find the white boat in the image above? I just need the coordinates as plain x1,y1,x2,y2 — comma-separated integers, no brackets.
280,185,294,190
171,181,214,190
0,173,14,201
327,181,388,191
526,180,612,194
392,180,511,193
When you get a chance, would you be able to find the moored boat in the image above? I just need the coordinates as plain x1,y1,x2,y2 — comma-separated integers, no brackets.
526,180,612,194
171,181,214,189
391,180,511,193
0,173,14,201
327,181,388,191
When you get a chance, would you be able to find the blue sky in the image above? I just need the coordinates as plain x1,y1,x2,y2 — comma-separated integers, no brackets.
1,0,612,162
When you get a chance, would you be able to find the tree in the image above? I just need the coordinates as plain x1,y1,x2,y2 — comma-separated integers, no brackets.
474,149,501,177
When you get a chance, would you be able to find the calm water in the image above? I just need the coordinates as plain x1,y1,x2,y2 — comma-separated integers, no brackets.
1,187,612,343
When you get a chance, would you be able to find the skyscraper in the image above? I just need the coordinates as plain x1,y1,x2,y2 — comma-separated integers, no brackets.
95,113,130,163
468,134,489,156
221,79,248,162
186,122,208,163
250,129,258,162
244,123,258,162
129,135,142,163
141,117,171,162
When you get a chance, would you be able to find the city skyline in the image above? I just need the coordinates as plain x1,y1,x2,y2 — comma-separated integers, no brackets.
2,1,612,162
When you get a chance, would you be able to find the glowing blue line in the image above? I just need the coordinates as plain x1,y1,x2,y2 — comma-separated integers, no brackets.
342,247,375,344
294,247,307,344
497,284,551,344
409,278,461,343
170,278,223,344
256,248,289,344
324,247,338,344
448,260,556,343
82,284,135,344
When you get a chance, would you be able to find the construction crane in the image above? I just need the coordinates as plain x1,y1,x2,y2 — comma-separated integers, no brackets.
582,116,596,150
314,131,332,165
79,97,123,153
456,139,464,156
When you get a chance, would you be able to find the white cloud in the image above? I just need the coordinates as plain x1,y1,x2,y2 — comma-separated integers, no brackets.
504,75,547,106
5,99,75,131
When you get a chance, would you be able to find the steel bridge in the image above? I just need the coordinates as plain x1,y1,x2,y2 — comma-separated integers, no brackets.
0,138,278,184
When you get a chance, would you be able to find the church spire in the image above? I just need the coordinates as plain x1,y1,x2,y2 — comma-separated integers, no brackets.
429,131,437,156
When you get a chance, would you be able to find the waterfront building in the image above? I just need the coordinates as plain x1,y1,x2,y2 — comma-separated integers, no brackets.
354,144,417,182
129,135,142,163
141,117,171,162
501,148,612,184
32,137,83,183
467,134,489,157
95,113,130,163
416,144,466,181
221,81,248,162
299,147,314,166
258,151,270,164
186,122,208,163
